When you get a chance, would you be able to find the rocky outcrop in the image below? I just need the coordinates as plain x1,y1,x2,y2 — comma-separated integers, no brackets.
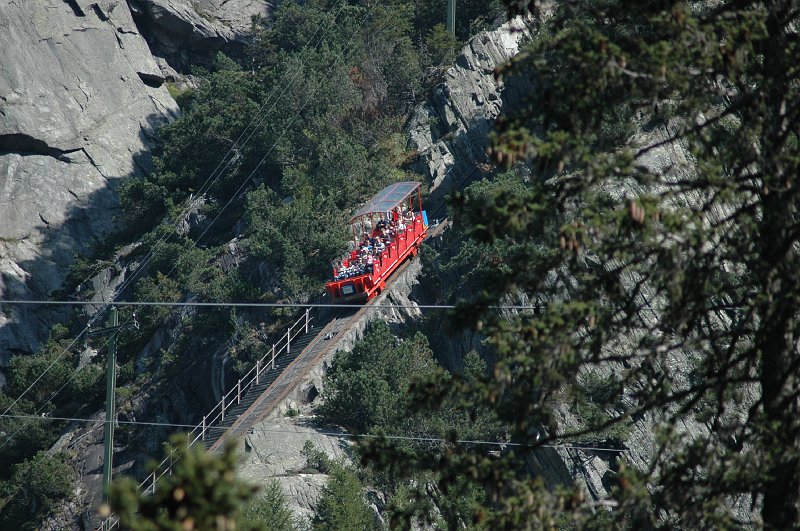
407,16,533,212
130,0,274,75
238,417,349,522
0,0,179,359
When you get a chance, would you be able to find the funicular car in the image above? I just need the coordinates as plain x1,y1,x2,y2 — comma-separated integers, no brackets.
325,181,428,303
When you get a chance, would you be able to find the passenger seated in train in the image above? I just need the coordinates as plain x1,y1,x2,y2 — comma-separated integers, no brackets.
331,204,423,282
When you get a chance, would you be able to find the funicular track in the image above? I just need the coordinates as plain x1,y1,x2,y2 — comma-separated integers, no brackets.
211,202,466,443
204,255,425,452
204,220,452,452
205,218,453,443
101,219,451,528
127,246,427,498
205,305,362,452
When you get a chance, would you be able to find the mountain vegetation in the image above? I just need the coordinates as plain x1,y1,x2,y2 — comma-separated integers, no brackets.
357,0,800,528
319,322,503,528
5,0,797,528
0,0,507,528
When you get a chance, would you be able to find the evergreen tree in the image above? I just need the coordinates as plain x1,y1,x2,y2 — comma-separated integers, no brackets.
0,452,76,531
312,466,375,531
242,480,297,531
363,0,800,528
108,436,260,530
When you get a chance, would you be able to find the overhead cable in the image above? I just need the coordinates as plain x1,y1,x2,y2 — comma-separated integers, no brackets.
112,0,350,300
0,299,543,310
1,299,742,312
0,413,628,454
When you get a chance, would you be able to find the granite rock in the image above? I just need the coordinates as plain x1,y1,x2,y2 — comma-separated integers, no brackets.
0,0,179,360
407,16,533,212
130,0,273,73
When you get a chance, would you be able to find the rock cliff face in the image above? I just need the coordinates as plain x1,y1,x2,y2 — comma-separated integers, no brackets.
130,0,273,76
407,16,533,211
0,0,267,367
0,0,179,359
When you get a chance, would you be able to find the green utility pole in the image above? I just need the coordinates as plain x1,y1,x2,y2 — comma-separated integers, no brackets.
102,307,118,504
447,0,456,36
88,307,136,516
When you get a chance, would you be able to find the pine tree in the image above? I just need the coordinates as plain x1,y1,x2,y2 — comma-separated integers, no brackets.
107,436,259,530
364,0,800,528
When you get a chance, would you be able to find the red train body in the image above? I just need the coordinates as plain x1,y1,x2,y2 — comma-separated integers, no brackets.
325,181,428,303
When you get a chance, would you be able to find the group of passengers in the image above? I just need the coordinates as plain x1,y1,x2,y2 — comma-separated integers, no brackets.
333,207,416,281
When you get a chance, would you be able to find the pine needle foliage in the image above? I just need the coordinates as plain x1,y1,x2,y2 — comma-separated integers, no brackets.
108,436,259,531
361,0,800,528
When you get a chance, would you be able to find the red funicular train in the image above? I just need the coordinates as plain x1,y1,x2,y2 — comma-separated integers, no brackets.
325,181,428,303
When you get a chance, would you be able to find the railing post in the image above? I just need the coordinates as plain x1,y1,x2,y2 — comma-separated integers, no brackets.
287,328,291,353
221,395,225,422
201,416,206,441
237,379,241,404
305,308,310,333
151,473,156,494
256,359,261,385
272,344,276,369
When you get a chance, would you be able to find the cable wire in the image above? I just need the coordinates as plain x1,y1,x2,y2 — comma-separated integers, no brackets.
111,0,350,300
0,299,542,310
0,329,120,450
0,413,628,453
3,299,741,312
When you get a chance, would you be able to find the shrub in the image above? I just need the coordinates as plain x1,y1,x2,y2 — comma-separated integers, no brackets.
425,24,460,66
0,452,76,530
241,480,297,531
312,466,375,531
301,441,332,474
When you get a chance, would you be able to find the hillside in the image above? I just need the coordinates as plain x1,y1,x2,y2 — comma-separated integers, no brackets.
3,0,795,529
1,1,519,528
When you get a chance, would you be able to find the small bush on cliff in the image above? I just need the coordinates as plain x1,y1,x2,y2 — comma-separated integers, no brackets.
241,480,297,531
0,452,76,530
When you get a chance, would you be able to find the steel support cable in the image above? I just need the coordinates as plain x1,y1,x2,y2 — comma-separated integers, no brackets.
0,299,545,311
0,413,629,454
0,299,724,312
0,0,350,424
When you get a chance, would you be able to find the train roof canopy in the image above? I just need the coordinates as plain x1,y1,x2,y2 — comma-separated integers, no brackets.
349,181,421,223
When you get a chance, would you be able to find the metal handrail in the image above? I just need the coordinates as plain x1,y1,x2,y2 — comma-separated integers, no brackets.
143,308,312,486
101,308,314,529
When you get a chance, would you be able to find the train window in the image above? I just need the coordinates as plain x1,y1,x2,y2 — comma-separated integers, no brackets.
341,284,355,296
